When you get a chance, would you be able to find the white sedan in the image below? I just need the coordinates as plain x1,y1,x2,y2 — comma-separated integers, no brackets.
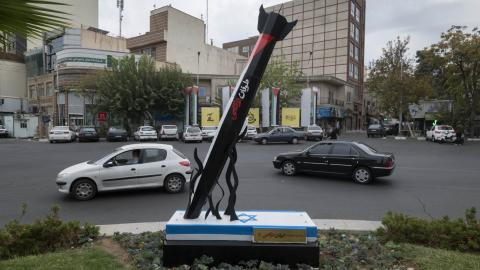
426,125,456,142
49,126,76,143
134,126,158,141
55,144,192,200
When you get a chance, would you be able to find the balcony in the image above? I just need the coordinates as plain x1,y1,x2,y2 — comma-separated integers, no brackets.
126,31,165,49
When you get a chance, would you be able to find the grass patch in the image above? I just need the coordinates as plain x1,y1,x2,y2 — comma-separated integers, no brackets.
403,244,480,270
0,246,129,270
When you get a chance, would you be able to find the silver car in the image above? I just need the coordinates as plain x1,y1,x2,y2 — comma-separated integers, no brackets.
56,144,192,200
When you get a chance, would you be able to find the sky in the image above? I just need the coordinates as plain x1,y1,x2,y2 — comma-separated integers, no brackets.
99,0,479,64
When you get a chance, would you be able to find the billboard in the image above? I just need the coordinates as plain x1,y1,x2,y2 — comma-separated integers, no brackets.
282,108,300,127
247,108,260,127
201,107,220,126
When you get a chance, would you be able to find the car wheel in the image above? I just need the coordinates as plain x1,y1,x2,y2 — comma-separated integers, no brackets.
432,136,435,142
164,174,185,193
261,138,268,145
352,167,372,184
49,140,53,143
71,179,97,200
281,160,296,176
291,137,298,144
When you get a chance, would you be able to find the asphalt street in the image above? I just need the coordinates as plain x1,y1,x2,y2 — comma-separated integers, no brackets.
1,134,479,226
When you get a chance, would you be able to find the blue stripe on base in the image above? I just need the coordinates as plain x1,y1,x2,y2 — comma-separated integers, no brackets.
166,224,317,238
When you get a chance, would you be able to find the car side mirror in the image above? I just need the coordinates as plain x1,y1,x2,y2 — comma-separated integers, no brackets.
103,161,114,168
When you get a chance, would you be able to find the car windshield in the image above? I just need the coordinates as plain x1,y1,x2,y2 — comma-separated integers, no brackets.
172,148,187,159
141,127,154,131
203,127,217,131
438,125,453,130
109,127,124,132
308,126,321,130
269,128,280,134
87,149,121,164
187,127,201,133
163,125,177,129
369,124,381,128
81,128,96,132
53,126,68,131
355,142,378,154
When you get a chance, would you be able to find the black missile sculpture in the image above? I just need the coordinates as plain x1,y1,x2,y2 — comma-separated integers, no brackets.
184,5,297,220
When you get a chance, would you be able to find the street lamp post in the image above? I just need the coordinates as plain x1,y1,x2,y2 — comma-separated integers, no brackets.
193,51,200,125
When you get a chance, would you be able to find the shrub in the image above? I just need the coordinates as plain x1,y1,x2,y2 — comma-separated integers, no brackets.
0,205,99,259
377,207,480,252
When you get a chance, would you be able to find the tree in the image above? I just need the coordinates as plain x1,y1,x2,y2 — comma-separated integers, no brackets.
417,26,480,135
0,0,70,48
94,55,192,131
366,37,432,122
259,57,303,107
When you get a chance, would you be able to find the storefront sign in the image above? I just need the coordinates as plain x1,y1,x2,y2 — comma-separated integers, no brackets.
97,112,107,121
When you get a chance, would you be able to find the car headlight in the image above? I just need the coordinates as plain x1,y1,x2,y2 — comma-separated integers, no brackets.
57,172,69,178
273,156,278,161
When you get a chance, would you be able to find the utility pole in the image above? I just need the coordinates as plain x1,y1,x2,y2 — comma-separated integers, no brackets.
193,51,200,125
117,0,124,37
206,0,209,43
399,60,403,136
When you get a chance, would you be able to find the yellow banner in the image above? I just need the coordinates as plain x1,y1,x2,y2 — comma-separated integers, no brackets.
281,108,300,127
201,107,220,126
247,108,260,127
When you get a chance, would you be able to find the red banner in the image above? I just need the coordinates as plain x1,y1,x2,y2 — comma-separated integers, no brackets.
98,112,107,121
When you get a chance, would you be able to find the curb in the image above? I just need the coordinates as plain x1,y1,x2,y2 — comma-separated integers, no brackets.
467,138,480,141
98,219,382,236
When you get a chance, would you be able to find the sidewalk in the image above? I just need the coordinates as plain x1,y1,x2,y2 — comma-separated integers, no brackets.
98,219,383,236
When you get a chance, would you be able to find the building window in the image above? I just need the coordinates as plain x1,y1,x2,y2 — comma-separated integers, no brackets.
354,46,359,61
20,122,27,128
350,22,355,39
350,1,356,17
349,63,354,78
355,27,360,42
37,84,45,97
354,64,359,80
349,43,354,58
46,82,53,96
347,92,351,103
355,6,361,22
227,47,239,54
29,86,37,99
242,46,249,53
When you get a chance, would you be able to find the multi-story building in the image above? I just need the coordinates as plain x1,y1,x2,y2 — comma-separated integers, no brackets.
223,36,258,58
224,0,366,130
26,27,130,135
127,5,247,108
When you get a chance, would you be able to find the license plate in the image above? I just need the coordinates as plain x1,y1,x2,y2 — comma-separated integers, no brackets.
116,135,121,138
371,130,376,132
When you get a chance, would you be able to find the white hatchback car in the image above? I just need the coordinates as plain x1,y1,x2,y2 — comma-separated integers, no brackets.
56,144,192,200
182,126,202,143
201,126,217,141
426,125,456,142
49,126,76,143
134,126,158,141
159,125,178,140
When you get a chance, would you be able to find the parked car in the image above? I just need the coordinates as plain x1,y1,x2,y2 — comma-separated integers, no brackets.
201,126,217,141
107,127,128,142
134,126,157,141
49,126,76,143
367,124,386,137
272,141,395,184
181,126,202,143
243,125,258,140
77,127,100,142
426,125,456,143
305,125,324,141
55,144,192,200
0,125,8,138
383,124,396,135
425,125,457,143
159,125,178,140
254,126,305,145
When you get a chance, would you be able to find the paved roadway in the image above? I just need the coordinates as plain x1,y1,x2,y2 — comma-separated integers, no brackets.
1,134,479,226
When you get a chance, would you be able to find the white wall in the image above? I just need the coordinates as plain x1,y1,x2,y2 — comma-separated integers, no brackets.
0,60,26,99
164,7,246,76
28,0,99,50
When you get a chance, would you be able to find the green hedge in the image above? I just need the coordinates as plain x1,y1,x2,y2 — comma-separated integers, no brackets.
377,207,480,252
0,205,99,259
